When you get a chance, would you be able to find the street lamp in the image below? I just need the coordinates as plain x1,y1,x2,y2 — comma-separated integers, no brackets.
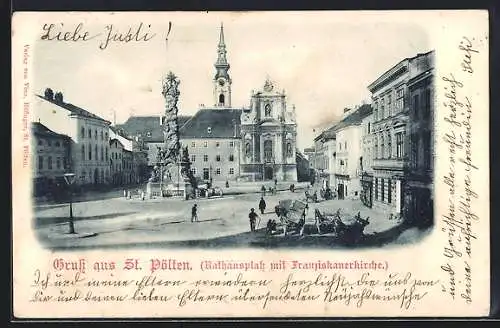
63,173,76,234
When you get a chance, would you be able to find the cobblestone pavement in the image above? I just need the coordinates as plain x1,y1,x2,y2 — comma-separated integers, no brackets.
34,190,428,249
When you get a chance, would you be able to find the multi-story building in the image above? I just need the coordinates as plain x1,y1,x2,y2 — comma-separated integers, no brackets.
34,89,111,186
405,51,435,226
367,51,433,217
109,138,124,185
360,110,374,207
31,122,72,196
333,105,372,200
179,109,242,183
311,128,335,189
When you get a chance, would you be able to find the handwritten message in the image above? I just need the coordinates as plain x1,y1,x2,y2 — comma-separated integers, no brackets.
22,44,30,167
39,22,173,50
440,36,481,305
27,257,441,311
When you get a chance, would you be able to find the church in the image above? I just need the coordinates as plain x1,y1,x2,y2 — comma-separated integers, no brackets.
117,23,298,182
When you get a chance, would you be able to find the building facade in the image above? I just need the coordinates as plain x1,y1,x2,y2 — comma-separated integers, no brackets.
333,105,372,200
405,51,435,227
109,138,124,185
367,51,433,217
32,122,72,196
240,79,298,182
360,111,374,207
34,89,111,186
311,129,335,189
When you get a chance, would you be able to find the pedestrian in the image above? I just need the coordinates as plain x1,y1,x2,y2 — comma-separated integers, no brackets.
225,180,229,188
261,185,266,197
123,189,127,198
248,208,259,232
191,204,198,222
259,197,266,214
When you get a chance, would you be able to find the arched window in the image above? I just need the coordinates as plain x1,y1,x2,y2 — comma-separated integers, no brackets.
100,146,104,161
265,104,271,116
81,145,85,160
219,94,225,105
88,129,91,138
245,142,251,156
380,135,385,159
264,140,273,163
387,133,392,158
100,131,104,140
81,127,85,139
95,145,98,161
88,144,92,160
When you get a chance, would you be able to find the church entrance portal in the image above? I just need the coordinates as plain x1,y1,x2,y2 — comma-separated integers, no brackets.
264,166,274,180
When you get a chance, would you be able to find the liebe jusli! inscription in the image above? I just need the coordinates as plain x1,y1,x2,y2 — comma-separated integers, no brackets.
30,257,440,310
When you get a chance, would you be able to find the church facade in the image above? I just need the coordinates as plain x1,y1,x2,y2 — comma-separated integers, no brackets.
239,79,298,182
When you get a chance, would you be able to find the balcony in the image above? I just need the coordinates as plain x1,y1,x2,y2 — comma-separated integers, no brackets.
372,158,405,171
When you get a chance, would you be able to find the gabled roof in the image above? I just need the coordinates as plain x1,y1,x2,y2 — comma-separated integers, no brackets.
31,122,70,139
36,94,110,124
179,108,242,139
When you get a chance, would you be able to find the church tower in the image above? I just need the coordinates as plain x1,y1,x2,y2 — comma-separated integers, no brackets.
213,23,232,107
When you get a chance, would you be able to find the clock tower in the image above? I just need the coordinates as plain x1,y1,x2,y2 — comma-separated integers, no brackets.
213,23,232,107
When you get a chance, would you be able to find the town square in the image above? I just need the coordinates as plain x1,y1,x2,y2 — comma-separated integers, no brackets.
31,18,435,250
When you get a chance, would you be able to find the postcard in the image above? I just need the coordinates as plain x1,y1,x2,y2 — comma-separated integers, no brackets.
12,10,490,318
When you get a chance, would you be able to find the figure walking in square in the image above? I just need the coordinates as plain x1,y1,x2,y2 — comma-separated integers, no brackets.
249,208,259,232
259,197,266,215
191,204,198,222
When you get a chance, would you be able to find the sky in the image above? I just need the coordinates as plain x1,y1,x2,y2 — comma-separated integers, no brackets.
33,11,430,150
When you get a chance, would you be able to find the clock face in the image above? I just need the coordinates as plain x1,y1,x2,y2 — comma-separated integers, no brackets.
218,79,225,86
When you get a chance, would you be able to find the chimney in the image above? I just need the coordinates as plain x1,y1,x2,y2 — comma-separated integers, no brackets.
44,88,54,100
54,92,63,103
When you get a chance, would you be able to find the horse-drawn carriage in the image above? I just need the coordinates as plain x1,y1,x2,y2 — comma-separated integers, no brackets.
273,199,308,236
314,209,370,244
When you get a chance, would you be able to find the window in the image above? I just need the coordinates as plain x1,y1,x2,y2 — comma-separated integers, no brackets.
105,132,108,140
216,155,221,162
88,129,91,138
48,156,53,170
245,142,251,155
374,178,378,200
388,179,392,204
47,140,52,147
216,168,221,175
380,135,385,159
387,94,392,116
207,127,212,134
229,154,234,162
374,137,378,159
367,122,371,134
191,167,197,175
265,104,272,116
229,168,234,174
344,141,347,150
381,178,385,202
413,94,420,117
38,139,43,146
216,142,220,148
105,147,108,161
81,127,85,138
387,133,392,158
219,94,225,105
204,141,208,147
81,145,85,160
89,144,92,161
101,131,103,140
423,89,431,120
203,168,209,180
95,130,98,140
374,101,378,121
396,88,404,111
396,132,404,158
286,143,292,157
95,145,98,161
56,157,61,169
423,131,431,169
191,155,196,162
38,156,43,170
100,146,103,161
411,134,419,168
204,155,208,162
229,141,234,147
55,141,60,147
191,142,195,148
380,100,385,119
263,140,273,163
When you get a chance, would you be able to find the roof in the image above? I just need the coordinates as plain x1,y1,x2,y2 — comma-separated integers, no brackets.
31,122,70,139
333,104,372,132
179,108,242,139
116,115,192,143
36,94,110,124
